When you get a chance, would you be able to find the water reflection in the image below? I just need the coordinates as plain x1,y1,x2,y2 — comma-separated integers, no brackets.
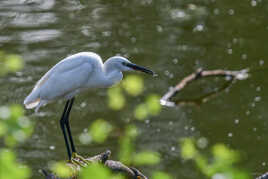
1,0,268,178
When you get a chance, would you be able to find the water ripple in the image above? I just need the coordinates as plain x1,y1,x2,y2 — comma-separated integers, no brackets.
19,29,61,43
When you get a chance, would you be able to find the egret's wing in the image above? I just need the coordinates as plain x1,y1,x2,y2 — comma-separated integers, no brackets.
24,55,94,108
39,61,93,100
33,54,91,91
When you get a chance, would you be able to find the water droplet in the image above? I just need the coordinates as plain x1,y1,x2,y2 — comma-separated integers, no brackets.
259,59,264,66
234,119,239,124
213,8,220,15
251,0,257,6
131,37,136,43
256,86,261,91
227,48,232,54
262,162,266,166
153,73,158,77
228,9,235,15
241,54,247,60
255,96,261,102
80,102,86,108
225,75,232,81
169,73,174,79
193,24,204,32
171,146,176,151
253,127,257,132
184,126,189,130
164,70,169,76
232,38,238,44
188,4,196,10
173,58,178,64
246,110,250,115
156,25,163,32
102,31,111,37
49,146,55,150
0,106,10,119
197,137,208,149
79,133,91,145
228,133,233,137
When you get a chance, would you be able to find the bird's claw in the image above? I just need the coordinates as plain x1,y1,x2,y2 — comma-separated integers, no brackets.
71,152,90,165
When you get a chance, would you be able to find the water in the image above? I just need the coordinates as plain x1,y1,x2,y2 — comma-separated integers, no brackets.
1,0,268,178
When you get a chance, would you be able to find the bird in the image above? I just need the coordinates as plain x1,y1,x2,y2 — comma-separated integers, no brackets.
24,52,154,162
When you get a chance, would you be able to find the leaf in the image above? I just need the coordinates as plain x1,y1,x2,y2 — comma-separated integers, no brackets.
80,163,111,179
122,75,144,96
107,87,125,110
181,138,197,159
134,103,148,120
0,149,31,179
89,119,113,143
152,171,172,179
51,161,72,178
133,151,160,166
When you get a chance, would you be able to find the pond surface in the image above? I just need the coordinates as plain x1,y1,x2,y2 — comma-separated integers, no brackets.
1,0,268,178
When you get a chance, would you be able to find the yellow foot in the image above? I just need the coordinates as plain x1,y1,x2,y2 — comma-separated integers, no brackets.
71,152,90,165
68,158,85,167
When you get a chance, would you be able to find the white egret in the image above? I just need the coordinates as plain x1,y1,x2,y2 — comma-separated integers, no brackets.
24,52,154,161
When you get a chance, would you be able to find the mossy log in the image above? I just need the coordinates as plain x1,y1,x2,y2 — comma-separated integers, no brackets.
42,150,147,179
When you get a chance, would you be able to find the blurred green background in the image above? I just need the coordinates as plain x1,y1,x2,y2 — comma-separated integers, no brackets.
0,0,268,178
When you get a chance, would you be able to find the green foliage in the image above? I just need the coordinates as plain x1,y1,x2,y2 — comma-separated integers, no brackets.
133,151,160,166
134,94,161,120
0,105,33,147
0,52,23,76
122,75,144,96
107,75,161,121
134,103,148,120
89,119,113,143
80,163,111,179
50,161,73,178
0,53,33,179
181,138,197,159
108,86,125,110
118,125,160,167
146,94,161,116
152,171,172,179
118,125,137,164
0,149,31,179
180,138,250,179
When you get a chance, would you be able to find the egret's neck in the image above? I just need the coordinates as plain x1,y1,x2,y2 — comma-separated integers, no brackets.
103,61,123,86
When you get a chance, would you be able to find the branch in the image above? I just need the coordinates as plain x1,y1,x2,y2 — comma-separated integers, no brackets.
42,150,147,179
160,68,249,107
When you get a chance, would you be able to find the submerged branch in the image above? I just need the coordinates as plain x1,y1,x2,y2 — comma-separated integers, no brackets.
42,150,147,179
160,68,249,107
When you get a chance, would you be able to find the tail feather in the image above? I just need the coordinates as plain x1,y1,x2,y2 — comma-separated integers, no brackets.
24,98,40,109
24,89,41,109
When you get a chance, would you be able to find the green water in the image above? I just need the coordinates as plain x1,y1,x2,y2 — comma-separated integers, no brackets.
1,0,268,178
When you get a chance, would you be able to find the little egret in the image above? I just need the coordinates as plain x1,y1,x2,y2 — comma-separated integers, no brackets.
24,52,154,161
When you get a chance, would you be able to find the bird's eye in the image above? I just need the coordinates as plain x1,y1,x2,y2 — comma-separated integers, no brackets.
122,62,127,66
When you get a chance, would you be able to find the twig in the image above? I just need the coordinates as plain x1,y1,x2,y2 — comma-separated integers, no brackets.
160,68,249,107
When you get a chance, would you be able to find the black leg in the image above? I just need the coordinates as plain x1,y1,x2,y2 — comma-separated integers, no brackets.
64,97,76,153
60,100,72,160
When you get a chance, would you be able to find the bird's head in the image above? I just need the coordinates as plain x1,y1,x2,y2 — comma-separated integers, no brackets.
106,56,155,75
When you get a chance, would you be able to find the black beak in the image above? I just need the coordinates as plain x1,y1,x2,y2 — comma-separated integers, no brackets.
125,63,154,75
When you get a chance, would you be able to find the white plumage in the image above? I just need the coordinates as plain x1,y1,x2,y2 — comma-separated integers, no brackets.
24,52,154,112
